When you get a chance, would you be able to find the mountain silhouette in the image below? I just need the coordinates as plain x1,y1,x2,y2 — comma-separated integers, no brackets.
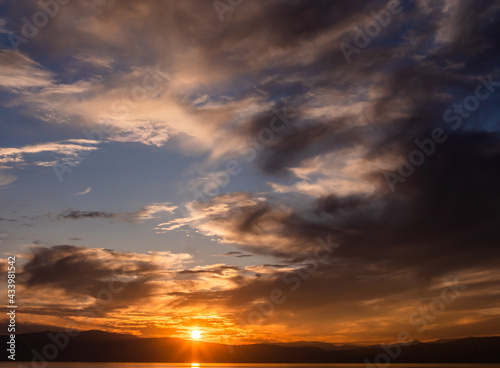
2,331,499,363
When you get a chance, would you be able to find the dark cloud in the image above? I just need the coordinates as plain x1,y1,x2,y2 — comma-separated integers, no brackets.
166,0,500,283
220,251,254,258
0,218,17,222
56,202,175,222
178,265,240,275
225,251,243,256
20,245,190,315
57,210,116,220
23,245,154,290
251,115,366,175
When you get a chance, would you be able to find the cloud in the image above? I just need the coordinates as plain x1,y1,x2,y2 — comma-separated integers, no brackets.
165,133,500,279
14,244,253,337
1,0,498,161
159,192,341,260
0,171,16,188
0,0,383,156
73,51,114,69
219,251,255,258
155,0,500,282
75,187,92,196
0,139,100,168
57,210,115,220
131,202,178,220
177,264,240,276
20,245,193,314
57,201,177,222
0,50,53,91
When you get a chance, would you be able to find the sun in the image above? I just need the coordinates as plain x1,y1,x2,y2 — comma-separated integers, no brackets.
191,329,201,339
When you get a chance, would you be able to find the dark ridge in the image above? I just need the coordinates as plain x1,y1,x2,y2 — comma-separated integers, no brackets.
2,331,500,363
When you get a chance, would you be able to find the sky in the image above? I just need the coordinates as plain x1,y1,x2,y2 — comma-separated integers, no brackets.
0,0,500,345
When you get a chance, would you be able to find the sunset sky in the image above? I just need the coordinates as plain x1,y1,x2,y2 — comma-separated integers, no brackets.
1,0,500,346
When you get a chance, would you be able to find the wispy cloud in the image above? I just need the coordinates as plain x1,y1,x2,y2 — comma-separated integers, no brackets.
56,202,178,222
0,172,16,189
75,187,92,196
0,139,100,168
0,49,53,91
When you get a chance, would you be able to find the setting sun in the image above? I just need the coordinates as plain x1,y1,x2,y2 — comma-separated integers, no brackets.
191,330,201,339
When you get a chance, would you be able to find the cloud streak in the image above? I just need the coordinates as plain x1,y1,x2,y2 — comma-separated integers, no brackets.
74,187,92,196
56,202,178,222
